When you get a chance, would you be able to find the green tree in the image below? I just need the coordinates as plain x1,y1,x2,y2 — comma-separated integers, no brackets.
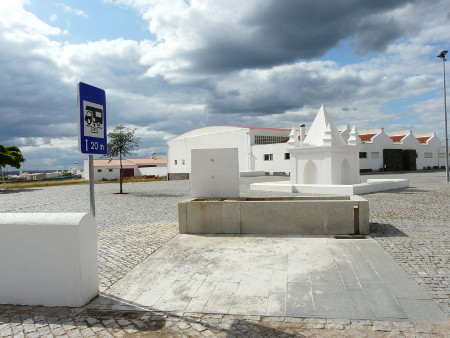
104,125,140,194
0,145,25,189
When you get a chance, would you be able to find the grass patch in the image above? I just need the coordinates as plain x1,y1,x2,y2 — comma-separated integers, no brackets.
2,179,89,189
1,176,167,189
100,176,167,184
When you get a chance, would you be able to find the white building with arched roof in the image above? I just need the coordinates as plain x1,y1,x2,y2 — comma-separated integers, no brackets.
167,114,444,180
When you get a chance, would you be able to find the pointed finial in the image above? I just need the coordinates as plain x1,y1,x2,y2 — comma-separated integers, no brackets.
348,125,360,146
287,126,296,146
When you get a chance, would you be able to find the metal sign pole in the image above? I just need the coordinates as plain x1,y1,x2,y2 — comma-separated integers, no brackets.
78,82,106,217
443,57,449,182
89,155,95,217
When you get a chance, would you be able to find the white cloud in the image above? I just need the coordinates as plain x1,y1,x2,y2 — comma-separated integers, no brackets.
0,0,62,36
57,3,89,18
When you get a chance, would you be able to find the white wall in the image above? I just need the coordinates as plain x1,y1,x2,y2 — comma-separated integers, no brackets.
83,161,136,180
252,143,291,174
416,135,442,169
168,129,250,174
138,166,167,177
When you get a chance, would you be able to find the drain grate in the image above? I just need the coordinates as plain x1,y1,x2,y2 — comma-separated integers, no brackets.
334,235,366,239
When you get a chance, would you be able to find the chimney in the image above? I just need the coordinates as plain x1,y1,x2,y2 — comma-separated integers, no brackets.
299,124,306,145
152,152,157,159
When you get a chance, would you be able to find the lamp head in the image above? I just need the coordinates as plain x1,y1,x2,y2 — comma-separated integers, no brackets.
437,50,448,60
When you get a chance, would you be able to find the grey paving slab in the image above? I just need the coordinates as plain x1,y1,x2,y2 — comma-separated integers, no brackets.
313,292,356,319
286,282,315,317
266,292,286,316
347,289,377,320
356,239,432,300
93,234,448,322
398,299,449,323
361,282,407,320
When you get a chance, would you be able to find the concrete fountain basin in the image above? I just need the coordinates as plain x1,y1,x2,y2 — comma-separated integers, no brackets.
178,196,368,235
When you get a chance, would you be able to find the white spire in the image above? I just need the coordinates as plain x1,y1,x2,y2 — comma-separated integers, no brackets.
347,125,360,146
302,105,347,147
287,126,296,146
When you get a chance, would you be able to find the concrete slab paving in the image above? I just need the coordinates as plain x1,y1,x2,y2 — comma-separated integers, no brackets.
88,234,448,323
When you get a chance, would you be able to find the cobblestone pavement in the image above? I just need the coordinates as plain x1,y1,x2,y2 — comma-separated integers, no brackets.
1,172,450,336
1,306,449,337
364,171,450,317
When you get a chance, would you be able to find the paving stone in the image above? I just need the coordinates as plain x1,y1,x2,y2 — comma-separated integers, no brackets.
0,328,12,337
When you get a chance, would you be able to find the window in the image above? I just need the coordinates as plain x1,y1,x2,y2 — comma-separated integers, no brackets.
359,152,367,159
371,152,379,159
97,169,102,172
284,153,290,160
182,159,185,165
109,169,113,172
424,152,433,158
264,154,273,161
174,160,177,165
255,135,289,145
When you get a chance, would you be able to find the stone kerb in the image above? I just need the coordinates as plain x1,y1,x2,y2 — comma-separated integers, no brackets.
0,213,99,307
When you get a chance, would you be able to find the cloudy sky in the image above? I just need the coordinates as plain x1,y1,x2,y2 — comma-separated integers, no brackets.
0,0,449,171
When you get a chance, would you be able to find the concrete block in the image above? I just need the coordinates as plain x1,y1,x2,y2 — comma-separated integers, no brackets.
350,195,369,234
178,201,188,233
0,213,98,307
315,202,354,234
221,200,240,233
239,201,283,234
179,196,368,235
186,201,222,233
191,148,239,198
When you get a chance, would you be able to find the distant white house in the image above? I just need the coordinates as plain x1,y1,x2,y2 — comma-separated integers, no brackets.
83,155,167,181
357,129,442,171
167,124,444,179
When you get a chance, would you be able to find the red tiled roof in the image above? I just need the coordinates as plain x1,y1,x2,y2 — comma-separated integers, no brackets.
417,136,431,144
359,134,377,142
390,135,406,143
92,159,136,167
128,158,167,165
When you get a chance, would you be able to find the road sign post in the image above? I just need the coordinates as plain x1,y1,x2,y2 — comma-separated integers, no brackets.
77,82,107,217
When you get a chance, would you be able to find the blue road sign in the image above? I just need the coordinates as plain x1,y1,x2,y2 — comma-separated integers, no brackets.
78,82,107,154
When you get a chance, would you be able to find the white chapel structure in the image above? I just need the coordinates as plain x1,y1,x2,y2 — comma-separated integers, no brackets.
288,105,360,186
251,105,409,195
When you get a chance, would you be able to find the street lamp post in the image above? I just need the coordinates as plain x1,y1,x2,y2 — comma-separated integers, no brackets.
437,50,449,182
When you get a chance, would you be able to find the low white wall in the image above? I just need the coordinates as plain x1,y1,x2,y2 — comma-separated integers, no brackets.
0,213,99,307
138,166,168,177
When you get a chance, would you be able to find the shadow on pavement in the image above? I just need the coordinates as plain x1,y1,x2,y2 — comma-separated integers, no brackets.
0,188,43,194
81,294,302,336
370,222,408,237
125,192,187,198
